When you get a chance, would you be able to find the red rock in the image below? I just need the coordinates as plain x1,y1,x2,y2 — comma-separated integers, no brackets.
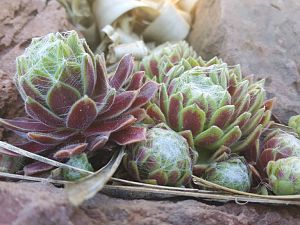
0,181,299,225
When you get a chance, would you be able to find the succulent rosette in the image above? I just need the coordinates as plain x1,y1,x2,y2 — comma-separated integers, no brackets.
267,157,300,195
140,47,274,174
0,31,158,175
259,130,300,173
204,157,252,192
123,126,195,186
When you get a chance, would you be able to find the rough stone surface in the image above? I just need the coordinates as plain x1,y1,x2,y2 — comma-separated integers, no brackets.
0,181,299,225
188,0,300,124
0,0,74,139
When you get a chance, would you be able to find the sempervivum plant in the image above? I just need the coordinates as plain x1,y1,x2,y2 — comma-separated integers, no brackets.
123,125,195,186
259,130,300,173
142,55,274,175
267,157,300,195
204,157,252,192
0,31,158,175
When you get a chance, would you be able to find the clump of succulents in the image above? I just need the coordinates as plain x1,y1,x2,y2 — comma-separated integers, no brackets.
259,130,300,172
0,31,159,175
267,157,300,195
204,157,252,192
139,43,274,175
123,125,195,186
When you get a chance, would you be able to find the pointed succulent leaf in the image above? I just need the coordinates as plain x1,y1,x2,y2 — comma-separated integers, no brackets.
25,96,64,127
206,126,242,150
46,81,81,116
241,108,265,135
109,54,134,90
210,145,231,162
248,88,265,114
84,115,136,136
94,88,116,113
127,71,145,90
16,141,53,154
232,94,250,118
219,68,228,89
99,91,138,119
208,105,235,129
168,92,183,130
194,126,224,147
54,143,88,159
59,62,82,93
180,104,205,136
129,108,147,122
66,96,97,130
28,130,76,145
159,84,169,116
148,58,159,78
19,76,44,102
179,130,195,149
93,54,109,97
111,126,146,145
232,80,249,104
260,110,272,128
232,124,263,155
148,170,168,186
24,162,55,176
66,30,85,56
225,112,251,132
129,81,159,111
259,148,278,172
87,134,109,151
146,104,166,124
81,53,96,96
0,118,55,133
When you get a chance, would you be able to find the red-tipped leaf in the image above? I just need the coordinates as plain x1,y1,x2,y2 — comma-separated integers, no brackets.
127,71,145,90
129,81,159,111
111,126,146,145
54,143,88,159
99,91,138,119
0,117,55,132
84,115,136,136
25,97,64,128
109,54,134,90
46,81,81,115
28,130,76,145
81,54,96,96
66,96,97,130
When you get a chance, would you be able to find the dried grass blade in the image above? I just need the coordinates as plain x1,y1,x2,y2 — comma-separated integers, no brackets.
0,171,70,185
193,176,300,200
0,141,93,175
102,185,300,205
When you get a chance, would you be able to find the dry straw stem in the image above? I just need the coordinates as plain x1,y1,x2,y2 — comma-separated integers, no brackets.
0,141,93,175
1,141,300,205
193,176,300,201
